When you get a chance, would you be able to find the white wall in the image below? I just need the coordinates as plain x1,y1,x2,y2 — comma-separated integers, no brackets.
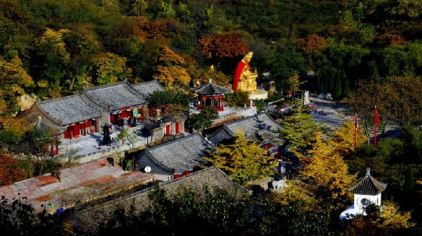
354,193,382,214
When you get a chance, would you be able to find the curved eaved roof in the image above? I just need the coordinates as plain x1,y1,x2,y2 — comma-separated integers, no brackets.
144,134,213,173
132,80,165,98
31,80,162,127
350,170,387,195
195,83,230,95
208,113,282,145
37,95,104,126
84,82,145,111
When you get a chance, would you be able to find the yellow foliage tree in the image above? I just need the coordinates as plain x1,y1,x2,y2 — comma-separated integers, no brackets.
287,74,302,95
207,130,277,185
90,52,132,85
274,179,316,208
0,54,34,114
280,131,356,211
378,201,415,230
347,201,415,235
154,47,191,88
328,120,367,157
36,28,71,64
303,138,356,210
0,116,32,139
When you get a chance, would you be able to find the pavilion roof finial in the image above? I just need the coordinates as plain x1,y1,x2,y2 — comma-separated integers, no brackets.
366,167,371,176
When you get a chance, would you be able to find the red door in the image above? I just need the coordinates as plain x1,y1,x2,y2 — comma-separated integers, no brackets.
165,124,171,136
175,122,180,134
73,124,80,137
64,126,72,139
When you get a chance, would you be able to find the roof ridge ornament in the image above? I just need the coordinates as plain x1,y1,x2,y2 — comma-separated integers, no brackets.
366,167,371,176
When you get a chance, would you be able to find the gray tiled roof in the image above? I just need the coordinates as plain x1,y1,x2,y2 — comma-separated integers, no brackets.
70,167,247,234
350,174,387,195
0,158,153,213
132,80,165,98
37,95,104,126
84,82,145,111
145,134,213,173
195,83,230,95
208,113,282,144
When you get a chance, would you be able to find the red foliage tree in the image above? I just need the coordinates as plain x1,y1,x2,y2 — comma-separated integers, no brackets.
375,33,407,46
0,152,26,186
296,34,327,69
199,33,249,61
296,34,328,54
110,16,174,46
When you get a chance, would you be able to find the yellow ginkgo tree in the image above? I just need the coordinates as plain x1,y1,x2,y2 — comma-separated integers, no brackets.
154,47,191,89
207,130,277,185
278,128,357,211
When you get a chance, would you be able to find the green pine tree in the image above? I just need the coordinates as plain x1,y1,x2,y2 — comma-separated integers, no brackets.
281,100,319,158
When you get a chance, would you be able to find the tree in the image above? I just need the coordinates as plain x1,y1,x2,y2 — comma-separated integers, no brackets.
0,116,32,145
300,131,357,211
154,47,191,89
314,43,369,97
147,90,190,108
224,91,249,107
287,74,302,96
0,195,65,235
187,106,218,132
33,28,71,97
348,77,422,130
347,201,415,235
296,34,327,69
0,54,34,114
207,130,277,184
130,0,149,16
281,100,319,159
198,33,249,72
63,24,102,91
328,120,368,157
0,152,27,186
267,47,307,90
98,187,335,235
89,52,132,85
117,128,128,144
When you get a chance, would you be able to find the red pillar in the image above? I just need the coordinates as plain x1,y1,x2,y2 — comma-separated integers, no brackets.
175,122,180,134
165,124,171,136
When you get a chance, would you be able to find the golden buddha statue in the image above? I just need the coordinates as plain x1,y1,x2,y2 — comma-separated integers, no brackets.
233,52,268,100
233,52,258,93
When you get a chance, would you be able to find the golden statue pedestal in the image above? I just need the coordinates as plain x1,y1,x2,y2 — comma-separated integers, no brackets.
237,69,268,100
248,89,268,100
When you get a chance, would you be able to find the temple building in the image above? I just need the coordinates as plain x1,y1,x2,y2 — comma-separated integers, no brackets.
137,134,213,181
207,113,282,145
0,158,154,214
195,80,230,112
340,168,387,220
26,80,168,142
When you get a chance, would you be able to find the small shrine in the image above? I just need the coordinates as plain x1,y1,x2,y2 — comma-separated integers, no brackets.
340,168,387,220
195,80,230,112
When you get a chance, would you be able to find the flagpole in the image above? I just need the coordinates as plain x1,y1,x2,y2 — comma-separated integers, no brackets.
374,122,377,145
373,105,379,145
354,113,358,149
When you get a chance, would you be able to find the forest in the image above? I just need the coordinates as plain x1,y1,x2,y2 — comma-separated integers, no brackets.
0,0,421,235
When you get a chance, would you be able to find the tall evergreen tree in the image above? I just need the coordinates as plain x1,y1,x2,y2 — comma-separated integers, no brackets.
281,100,319,159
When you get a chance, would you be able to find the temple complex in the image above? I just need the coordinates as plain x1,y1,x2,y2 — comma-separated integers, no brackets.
26,80,183,144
